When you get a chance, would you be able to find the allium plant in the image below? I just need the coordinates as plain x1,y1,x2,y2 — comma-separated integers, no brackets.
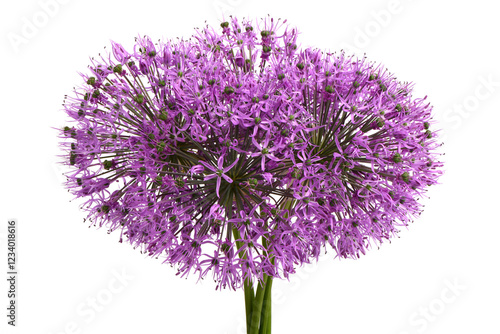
59,17,443,333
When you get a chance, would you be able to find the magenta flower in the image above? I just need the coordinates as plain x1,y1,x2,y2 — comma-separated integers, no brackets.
198,155,238,197
58,17,443,333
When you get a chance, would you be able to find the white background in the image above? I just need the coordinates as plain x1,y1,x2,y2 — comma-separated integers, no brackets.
1,0,499,333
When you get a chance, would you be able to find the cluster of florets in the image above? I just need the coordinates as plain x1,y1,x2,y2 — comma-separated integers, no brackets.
59,17,442,289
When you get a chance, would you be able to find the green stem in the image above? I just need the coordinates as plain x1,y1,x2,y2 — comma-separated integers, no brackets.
244,278,254,331
259,275,273,334
248,275,269,334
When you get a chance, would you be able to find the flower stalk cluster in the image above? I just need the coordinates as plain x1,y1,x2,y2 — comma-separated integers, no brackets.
60,17,442,300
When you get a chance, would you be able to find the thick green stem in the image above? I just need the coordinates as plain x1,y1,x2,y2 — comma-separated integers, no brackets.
248,276,266,334
259,275,273,334
247,274,273,334
244,278,254,331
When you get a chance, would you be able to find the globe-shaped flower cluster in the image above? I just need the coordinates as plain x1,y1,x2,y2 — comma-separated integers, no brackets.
60,17,443,289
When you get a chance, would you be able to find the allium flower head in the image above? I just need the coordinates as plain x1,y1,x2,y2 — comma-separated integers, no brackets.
59,17,443,290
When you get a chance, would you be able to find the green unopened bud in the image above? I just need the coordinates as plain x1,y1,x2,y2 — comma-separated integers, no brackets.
254,117,261,124
69,152,76,165
425,130,432,139
325,85,334,94
92,90,100,98
262,148,269,154
177,71,183,77
158,80,166,87
220,21,229,28
156,141,166,152
101,205,110,214
261,30,271,37
262,45,272,53
263,94,269,100
353,81,360,88
246,26,253,32
395,104,402,112
297,62,304,70
252,97,260,103
113,64,123,74
87,77,96,86
148,51,156,57
277,73,285,80
424,122,430,129
248,178,258,187
133,94,144,104
401,172,410,183
376,118,385,128
393,153,402,163
224,86,234,95
103,160,113,170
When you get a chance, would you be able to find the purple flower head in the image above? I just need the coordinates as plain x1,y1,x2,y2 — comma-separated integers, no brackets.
198,155,238,197
59,17,443,290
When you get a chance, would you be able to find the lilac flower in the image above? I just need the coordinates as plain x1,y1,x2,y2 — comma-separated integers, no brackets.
198,156,238,197
250,134,280,171
59,17,443,300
